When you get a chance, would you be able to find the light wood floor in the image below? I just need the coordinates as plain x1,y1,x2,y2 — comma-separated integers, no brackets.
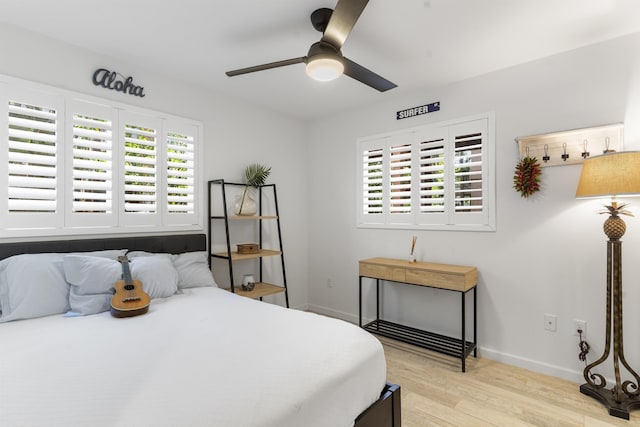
381,338,640,427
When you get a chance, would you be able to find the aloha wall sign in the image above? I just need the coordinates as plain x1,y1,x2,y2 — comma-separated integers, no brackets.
92,68,146,98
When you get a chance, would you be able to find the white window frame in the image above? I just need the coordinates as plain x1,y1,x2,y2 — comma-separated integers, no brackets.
0,75,203,239
357,112,496,232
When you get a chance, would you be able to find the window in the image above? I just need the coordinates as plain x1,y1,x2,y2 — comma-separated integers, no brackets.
357,113,495,231
0,76,202,238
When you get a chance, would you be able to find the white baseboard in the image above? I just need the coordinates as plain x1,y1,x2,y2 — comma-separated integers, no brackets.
307,303,585,384
292,303,310,311
479,347,583,384
307,304,367,325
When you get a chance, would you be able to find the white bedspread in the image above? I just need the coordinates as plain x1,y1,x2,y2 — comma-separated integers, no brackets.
0,287,386,427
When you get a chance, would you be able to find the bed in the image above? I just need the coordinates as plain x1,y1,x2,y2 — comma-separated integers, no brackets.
0,233,400,427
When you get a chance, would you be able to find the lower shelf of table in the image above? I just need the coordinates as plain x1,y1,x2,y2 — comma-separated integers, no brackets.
225,282,286,299
363,319,476,360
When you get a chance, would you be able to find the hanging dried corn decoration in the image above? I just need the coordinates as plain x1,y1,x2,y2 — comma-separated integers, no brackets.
513,156,541,198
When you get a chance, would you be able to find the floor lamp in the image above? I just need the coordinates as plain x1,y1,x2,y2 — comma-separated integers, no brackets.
575,151,640,419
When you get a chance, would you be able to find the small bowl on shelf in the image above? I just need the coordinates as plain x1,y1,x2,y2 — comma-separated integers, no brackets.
241,274,256,291
241,282,255,291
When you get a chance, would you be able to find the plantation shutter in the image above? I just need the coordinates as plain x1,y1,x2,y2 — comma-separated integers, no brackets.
119,112,161,226
1,76,204,238
357,114,494,231
1,86,64,229
450,119,488,225
164,121,197,225
359,138,386,225
65,100,117,227
388,142,412,216
415,127,447,225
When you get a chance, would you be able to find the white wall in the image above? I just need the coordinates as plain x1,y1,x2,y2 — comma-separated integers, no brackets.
307,32,640,382
0,23,310,308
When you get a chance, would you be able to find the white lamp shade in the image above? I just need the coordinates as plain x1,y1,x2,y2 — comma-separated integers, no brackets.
305,57,344,81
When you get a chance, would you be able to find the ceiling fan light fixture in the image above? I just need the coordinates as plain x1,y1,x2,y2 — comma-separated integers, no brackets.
306,57,344,81
225,2,397,92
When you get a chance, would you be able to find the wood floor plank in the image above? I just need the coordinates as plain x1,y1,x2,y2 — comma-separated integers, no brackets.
381,339,640,426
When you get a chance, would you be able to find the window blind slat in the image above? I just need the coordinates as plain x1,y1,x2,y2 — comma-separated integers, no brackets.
167,177,194,185
73,115,112,128
72,126,111,139
8,140,57,154
167,169,194,179
8,116,57,133
167,195,194,203
73,179,112,190
8,187,56,200
73,150,112,163
8,103,57,120
125,155,156,166
8,163,57,177
8,152,56,166
72,191,111,201
8,200,57,212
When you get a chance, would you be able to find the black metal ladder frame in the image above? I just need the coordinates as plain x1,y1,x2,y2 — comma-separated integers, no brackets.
207,179,289,308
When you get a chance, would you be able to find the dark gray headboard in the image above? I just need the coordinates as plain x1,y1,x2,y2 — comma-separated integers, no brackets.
0,233,206,260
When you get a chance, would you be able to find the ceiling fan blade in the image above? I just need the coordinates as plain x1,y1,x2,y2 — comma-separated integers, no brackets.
342,57,397,92
226,57,306,77
321,0,369,49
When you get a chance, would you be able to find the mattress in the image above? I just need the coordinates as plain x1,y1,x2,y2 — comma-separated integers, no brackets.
0,287,386,427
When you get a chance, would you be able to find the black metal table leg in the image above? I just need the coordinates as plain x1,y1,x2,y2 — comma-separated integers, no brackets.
376,279,380,326
359,276,363,328
473,287,477,357
461,290,466,372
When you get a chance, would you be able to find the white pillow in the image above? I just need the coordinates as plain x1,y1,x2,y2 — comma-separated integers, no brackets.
0,254,69,322
64,255,123,315
129,256,179,298
64,255,179,316
172,252,217,289
128,250,217,289
0,250,127,322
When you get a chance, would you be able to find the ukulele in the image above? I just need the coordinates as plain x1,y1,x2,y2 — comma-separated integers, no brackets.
110,255,150,318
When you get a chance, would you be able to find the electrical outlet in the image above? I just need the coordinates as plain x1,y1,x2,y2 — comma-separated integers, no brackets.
574,319,587,337
544,314,557,332
327,278,333,288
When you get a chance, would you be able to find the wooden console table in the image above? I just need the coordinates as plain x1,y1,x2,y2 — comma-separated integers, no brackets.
359,257,478,372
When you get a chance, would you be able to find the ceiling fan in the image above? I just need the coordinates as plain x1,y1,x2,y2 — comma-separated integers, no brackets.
225,0,397,92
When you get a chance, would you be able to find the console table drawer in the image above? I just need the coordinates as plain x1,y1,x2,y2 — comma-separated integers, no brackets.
359,263,406,282
405,268,475,291
359,257,476,291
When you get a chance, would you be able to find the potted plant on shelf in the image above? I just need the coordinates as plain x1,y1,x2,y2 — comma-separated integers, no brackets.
234,163,271,215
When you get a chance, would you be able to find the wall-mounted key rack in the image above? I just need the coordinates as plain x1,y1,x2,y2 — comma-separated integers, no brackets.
515,123,624,167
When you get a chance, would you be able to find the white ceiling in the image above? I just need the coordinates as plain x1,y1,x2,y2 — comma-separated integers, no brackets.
2,0,640,120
